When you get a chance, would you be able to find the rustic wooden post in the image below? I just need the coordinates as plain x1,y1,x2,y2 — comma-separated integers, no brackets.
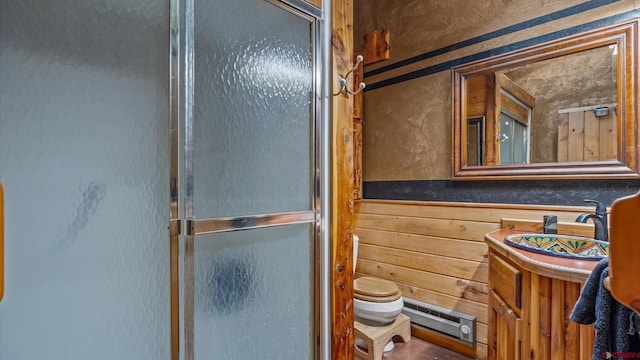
331,0,355,359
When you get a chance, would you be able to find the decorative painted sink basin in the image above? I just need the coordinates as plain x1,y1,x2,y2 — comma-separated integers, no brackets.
504,234,609,260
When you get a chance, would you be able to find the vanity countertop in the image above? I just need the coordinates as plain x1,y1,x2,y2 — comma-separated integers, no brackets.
485,229,600,283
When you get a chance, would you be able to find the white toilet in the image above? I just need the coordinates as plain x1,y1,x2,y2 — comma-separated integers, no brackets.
353,277,404,325
353,235,405,352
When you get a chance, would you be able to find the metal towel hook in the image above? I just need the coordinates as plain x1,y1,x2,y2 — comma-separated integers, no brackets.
334,55,366,96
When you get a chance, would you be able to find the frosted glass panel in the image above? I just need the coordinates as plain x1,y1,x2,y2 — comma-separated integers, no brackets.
193,0,314,219
0,1,170,359
193,225,313,359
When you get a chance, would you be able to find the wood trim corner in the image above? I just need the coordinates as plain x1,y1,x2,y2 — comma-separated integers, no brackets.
331,0,355,359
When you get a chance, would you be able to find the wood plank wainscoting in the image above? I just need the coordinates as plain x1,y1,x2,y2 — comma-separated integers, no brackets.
354,199,597,360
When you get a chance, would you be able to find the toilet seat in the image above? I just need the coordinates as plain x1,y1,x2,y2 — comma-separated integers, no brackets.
354,277,401,303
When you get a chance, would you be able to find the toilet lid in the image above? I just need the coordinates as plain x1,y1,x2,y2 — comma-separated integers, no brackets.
354,276,402,303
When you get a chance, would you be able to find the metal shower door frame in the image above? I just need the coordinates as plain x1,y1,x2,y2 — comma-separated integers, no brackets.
168,0,330,359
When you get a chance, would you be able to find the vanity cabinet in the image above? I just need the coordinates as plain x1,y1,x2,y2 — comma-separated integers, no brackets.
489,290,522,360
488,252,523,359
486,229,597,360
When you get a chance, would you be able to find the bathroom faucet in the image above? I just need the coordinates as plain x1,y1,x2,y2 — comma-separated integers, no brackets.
575,199,609,242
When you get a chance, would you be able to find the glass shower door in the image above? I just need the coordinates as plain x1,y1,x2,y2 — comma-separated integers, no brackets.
0,1,171,359
179,0,323,358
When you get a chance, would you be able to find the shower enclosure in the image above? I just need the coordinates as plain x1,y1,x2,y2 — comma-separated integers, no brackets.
0,0,329,359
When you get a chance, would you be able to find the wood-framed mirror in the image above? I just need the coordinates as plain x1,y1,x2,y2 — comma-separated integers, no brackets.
452,19,639,180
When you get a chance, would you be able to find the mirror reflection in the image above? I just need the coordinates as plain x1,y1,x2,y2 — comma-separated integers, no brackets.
466,45,617,166
452,20,638,180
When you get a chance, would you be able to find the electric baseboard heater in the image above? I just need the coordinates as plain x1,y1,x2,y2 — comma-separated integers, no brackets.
402,297,476,344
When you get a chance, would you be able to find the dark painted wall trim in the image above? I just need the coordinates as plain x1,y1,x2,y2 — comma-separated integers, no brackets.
364,8,640,92
363,179,640,206
364,0,620,78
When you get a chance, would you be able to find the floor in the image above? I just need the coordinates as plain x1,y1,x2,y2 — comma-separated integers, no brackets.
371,336,474,360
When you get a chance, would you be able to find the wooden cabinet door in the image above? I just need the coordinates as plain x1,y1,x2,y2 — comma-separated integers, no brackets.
489,290,522,360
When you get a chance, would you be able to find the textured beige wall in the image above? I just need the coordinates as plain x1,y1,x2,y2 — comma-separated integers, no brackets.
361,71,451,180
354,0,640,181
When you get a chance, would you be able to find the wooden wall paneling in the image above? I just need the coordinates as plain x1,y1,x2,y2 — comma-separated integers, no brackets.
354,213,499,242
357,244,488,283
353,228,488,262
360,200,498,220
357,258,488,303
356,200,592,223
331,0,354,358
354,208,491,355
476,322,488,349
